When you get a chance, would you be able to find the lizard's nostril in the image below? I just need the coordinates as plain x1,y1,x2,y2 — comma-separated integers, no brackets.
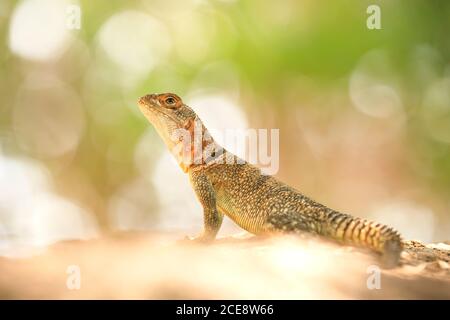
138,94,157,105
138,96,145,105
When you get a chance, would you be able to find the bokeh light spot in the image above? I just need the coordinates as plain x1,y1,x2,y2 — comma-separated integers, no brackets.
350,50,404,119
13,76,85,158
8,0,74,61
98,10,171,76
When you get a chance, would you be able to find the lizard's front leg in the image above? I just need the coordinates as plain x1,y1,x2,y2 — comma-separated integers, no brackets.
188,169,223,242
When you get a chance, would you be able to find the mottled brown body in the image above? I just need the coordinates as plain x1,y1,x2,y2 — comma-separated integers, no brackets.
190,159,402,258
138,93,403,264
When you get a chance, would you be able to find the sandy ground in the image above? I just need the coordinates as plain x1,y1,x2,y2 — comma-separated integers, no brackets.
0,232,449,299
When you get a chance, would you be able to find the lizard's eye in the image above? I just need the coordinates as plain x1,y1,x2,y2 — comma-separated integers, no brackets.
165,97,176,105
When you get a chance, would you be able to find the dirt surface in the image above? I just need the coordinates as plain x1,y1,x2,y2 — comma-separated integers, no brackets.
0,232,449,299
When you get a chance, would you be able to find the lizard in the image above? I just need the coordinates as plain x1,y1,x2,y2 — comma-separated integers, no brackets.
138,92,403,265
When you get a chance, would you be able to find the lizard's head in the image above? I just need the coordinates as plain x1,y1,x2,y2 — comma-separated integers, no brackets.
138,92,197,145
138,93,207,171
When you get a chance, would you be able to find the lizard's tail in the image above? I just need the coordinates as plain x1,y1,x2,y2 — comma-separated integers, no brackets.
322,211,403,266
266,210,403,266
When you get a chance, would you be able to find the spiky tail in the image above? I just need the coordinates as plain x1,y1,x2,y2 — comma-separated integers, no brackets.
267,209,403,266
322,211,403,265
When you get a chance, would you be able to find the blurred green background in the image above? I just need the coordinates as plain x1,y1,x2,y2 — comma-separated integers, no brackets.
0,0,449,254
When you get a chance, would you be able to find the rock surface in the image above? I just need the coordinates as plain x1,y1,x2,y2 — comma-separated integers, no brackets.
0,232,448,299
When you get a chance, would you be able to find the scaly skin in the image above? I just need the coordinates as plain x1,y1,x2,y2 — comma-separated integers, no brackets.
138,93,403,264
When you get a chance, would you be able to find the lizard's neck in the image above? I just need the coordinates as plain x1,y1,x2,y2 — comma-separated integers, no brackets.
171,118,228,173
